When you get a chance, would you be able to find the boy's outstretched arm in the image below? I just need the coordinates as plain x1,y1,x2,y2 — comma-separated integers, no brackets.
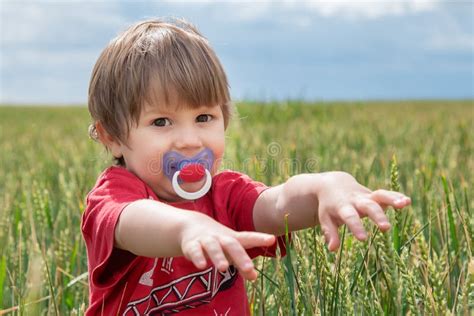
115,199,276,280
253,171,411,251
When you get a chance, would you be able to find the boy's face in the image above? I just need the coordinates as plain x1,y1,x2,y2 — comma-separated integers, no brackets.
111,102,225,202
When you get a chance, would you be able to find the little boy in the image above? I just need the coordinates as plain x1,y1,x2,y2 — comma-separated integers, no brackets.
82,18,411,315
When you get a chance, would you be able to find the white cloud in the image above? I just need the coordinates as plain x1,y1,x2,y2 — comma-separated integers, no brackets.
160,0,440,20
297,0,440,19
230,3,272,21
424,11,474,52
0,1,127,103
2,48,99,68
427,30,474,51
1,2,125,45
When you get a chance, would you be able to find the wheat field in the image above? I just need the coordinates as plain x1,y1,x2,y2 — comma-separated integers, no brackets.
0,100,472,315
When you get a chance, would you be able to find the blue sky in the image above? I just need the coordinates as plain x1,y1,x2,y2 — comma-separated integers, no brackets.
1,0,473,104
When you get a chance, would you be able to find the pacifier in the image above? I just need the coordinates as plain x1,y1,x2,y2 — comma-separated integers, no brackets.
163,148,214,200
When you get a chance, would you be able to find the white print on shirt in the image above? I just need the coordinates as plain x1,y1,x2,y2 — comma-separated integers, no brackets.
214,307,231,316
123,265,238,315
138,257,174,286
139,258,158,286
161,258,174,274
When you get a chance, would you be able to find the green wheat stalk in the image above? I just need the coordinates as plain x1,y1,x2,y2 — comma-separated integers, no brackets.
283,213,296,315
390,154,402,253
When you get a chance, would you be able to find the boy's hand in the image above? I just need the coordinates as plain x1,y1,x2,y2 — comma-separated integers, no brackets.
179,212,276,280
316,171,411,251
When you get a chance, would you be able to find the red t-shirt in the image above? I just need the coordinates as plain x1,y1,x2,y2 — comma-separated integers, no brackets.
81,166,286,315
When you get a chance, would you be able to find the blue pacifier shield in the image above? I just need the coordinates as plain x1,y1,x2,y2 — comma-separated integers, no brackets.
163,148,214,200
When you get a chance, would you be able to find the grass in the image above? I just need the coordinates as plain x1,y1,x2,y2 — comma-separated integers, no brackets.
0,100,472,315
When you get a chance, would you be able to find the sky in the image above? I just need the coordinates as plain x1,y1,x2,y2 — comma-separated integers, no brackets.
0,0,473,104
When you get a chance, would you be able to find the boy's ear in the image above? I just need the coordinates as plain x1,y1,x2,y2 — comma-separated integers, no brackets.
95,121,123,159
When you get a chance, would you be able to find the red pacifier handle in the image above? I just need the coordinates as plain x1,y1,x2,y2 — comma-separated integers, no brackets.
178,163,206,183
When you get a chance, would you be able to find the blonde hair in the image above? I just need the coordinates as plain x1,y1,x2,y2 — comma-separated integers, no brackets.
88,18,233,164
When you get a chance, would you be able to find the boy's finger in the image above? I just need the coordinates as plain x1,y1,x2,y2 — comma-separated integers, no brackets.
339,205,367,241
320,215,340,252
201,237,229,271
236,232,276,249
219,236,257,281
370,190,411,209
355,199,391,232
182,240,207,269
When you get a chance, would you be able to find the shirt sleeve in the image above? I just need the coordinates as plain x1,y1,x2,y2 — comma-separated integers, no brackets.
81,167,148,289
211,170,288,259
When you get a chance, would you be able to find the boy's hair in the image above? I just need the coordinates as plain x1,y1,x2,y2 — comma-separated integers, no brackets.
88,18,233,165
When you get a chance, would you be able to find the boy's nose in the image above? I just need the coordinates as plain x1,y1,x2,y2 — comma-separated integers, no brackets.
174,127,203,152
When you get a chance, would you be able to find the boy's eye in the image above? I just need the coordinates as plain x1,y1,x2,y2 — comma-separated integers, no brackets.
196,114,212,123
152,118,171,127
